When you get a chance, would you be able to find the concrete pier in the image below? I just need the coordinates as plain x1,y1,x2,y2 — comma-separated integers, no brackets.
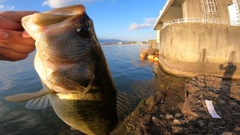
154,0,240,79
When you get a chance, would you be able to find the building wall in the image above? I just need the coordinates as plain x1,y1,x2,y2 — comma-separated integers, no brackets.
214,0,233,20
156,30,160,44
156,30,160,49
159,23,240,78
148,39,158,49
182,0,203,19
182,0,232,20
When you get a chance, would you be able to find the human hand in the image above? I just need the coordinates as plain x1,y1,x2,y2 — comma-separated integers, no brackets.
0,11,37,61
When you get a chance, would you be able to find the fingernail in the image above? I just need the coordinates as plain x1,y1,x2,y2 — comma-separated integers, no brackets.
22,31,31,38
0,31,9,39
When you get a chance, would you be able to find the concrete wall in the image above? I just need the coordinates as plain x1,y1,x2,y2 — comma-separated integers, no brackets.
156,30,160,44
182,0,203,19
215,0,233,20
159,23,240,79
148,39,158,49
182,0,232,20
161,6,183,22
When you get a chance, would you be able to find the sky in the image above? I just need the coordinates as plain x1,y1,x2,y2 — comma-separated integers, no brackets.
0,0,165,41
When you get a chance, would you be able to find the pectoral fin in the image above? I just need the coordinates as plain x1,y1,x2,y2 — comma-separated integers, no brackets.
4,89,49,102
25,95,51,110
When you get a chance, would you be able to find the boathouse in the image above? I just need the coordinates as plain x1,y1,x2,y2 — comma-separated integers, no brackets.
154,0,240,79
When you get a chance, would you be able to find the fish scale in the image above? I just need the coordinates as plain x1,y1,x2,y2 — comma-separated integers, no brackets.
49,94,115,135
39,31,92,61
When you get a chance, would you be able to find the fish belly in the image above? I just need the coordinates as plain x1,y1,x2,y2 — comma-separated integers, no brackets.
47,94,115,135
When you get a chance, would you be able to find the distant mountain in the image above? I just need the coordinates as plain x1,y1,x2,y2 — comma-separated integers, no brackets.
98,39,124,44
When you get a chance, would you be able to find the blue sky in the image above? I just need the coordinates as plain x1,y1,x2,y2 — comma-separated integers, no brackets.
0,0,165,41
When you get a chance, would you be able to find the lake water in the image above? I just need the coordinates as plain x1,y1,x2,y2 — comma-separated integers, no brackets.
0,44,155,135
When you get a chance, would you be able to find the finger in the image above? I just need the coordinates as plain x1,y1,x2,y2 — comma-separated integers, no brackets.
0,11,37,23
0,11,37,30
22,31,31,38
0,15,22,30
0,29,35,46
0,47,29,61
0,54,10,61
0,41,35,53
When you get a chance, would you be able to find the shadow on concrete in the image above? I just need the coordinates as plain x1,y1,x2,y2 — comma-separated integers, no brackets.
218,62,237,107
219,62,237,79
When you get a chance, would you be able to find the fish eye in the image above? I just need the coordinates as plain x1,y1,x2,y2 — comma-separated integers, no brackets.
77,27,91,38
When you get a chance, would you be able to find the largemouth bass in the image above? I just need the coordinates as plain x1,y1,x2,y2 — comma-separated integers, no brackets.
5,4,127,135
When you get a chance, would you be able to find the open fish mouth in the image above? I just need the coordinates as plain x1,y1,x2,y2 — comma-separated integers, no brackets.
23,4,86,26
22,4,93,62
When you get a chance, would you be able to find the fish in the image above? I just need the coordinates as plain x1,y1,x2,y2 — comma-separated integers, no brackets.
4,4,127,135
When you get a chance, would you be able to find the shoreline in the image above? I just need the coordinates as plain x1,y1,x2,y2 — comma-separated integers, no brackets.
124,64,240,134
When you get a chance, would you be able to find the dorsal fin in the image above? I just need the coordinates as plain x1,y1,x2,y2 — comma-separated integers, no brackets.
116,91,128,115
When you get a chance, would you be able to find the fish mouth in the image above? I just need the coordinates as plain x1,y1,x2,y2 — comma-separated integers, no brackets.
28,4,86,26
21,4,87,40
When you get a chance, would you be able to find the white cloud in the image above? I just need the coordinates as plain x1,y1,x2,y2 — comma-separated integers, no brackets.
0,0,14,11
0,5,14,11
42,0,96,8
128,18,157,31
